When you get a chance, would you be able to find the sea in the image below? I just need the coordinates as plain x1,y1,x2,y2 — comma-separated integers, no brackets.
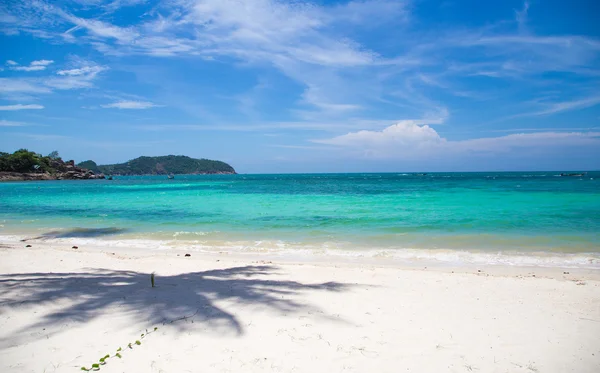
1,172,599,268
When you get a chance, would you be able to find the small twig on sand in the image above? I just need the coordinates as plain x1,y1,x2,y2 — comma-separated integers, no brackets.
162,308,201,325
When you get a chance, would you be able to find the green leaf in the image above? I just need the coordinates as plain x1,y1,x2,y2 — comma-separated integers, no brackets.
116,347,122,352
115,353,122,359
154,327,158,331
99,358,105,363
135,340,141,345
128,343,132,349
81,367,89,371
141,334,144,337
104,354,110,359
91,363,100,369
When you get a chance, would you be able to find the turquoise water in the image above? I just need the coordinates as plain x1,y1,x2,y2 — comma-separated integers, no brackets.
1,172,599,266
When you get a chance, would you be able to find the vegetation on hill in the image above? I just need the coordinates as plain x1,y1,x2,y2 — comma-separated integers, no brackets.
0,149,56,173
0,149,103,180
79,155,236,175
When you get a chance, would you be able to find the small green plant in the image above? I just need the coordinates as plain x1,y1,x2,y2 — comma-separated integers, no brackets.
150,272,155,288
80,327,158,371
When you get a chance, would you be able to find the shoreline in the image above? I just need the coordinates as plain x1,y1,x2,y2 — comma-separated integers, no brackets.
2,232,599,271
3,238,600,280
1,241,599,372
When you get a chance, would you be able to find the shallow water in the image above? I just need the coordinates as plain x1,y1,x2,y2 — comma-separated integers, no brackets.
1,172,599,267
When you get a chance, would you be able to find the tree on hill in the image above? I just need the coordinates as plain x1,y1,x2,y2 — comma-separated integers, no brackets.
0,149,48,173
77,160,100,173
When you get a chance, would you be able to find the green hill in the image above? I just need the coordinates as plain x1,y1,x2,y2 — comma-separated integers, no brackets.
79,155,236,175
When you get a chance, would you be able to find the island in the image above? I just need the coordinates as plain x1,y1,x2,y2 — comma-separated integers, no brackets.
0,150,236,181
78,155,236,176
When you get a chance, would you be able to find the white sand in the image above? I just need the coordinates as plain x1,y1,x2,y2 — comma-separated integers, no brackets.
1,242,599,373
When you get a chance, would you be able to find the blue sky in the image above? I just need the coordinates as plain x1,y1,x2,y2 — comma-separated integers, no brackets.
1,0,599,173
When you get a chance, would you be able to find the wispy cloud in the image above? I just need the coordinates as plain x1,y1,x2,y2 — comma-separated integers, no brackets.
0,119,26,126
8,59,54,71
0,78,52,94
526,96,600,116
17,133,70,140
2,0,409,116
0,58,107,100
515,1,530,32
57,65,106,76
2,0,600,136
101,100,159,109
0,104,44,110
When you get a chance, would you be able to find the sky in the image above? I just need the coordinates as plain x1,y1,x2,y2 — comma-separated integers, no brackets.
0,0,599,173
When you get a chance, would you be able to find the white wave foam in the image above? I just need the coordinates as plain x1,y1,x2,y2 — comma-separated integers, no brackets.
172,231,209,237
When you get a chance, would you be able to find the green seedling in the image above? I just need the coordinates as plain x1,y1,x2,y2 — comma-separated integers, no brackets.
81,324,159,370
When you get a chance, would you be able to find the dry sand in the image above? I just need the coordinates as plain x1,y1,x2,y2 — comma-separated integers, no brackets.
1,242,599,373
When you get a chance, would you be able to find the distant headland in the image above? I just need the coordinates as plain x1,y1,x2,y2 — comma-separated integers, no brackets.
78,155,236,176
0,150,236,181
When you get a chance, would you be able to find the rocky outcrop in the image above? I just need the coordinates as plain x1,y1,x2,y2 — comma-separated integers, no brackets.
0,159,105,181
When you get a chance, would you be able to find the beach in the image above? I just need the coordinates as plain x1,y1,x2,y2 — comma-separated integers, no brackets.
1,241,599,373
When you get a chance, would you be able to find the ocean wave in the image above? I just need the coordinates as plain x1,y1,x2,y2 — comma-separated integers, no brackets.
172,231,210,237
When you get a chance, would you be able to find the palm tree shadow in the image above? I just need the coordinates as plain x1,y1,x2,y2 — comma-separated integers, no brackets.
0,265,352,348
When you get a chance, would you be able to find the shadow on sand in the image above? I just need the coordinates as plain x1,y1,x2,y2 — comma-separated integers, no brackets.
21,227,127,241
0,265,352,347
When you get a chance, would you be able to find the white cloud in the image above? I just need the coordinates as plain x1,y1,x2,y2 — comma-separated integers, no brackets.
45,67,107,90
18,133,70,141
62,12,139,42
12,65,46,71
0,119,26,126
314,120,445,150
0,59,107,98
31,59,54,66
525,96,600,116
101,100,159,109
0,104,44,110
0,78,52,94
8,59,54,71
314,120,600,159
56,65,107,76
515,1,530,31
